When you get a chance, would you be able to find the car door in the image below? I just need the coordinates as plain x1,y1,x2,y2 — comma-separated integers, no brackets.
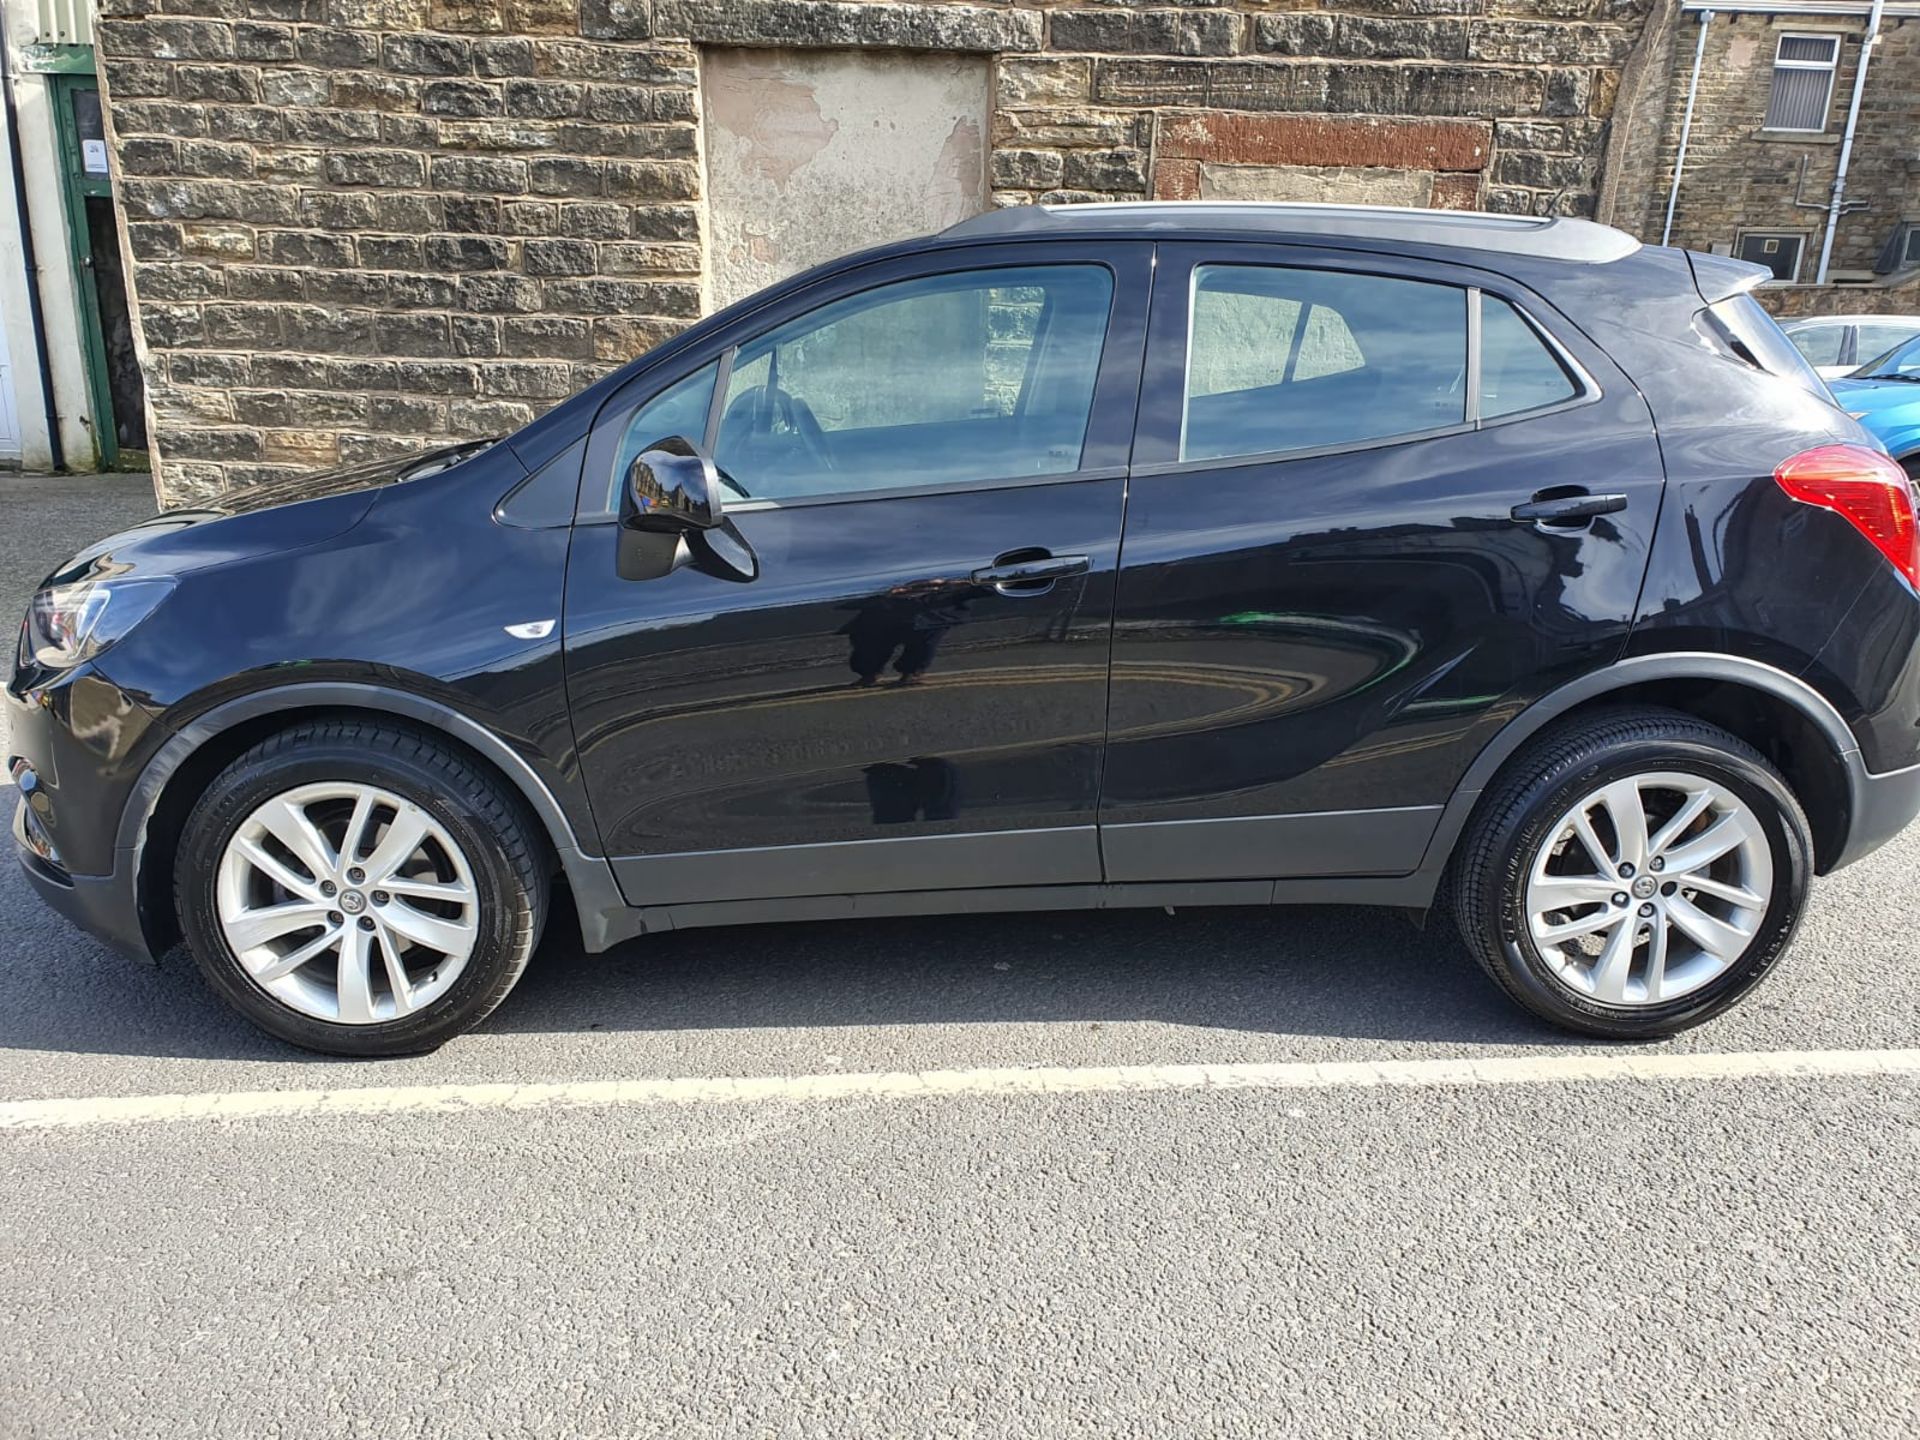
1098,242,1667,883
564,243,1151,907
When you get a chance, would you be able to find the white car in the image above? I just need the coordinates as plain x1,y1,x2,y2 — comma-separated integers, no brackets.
1781,314,1920,379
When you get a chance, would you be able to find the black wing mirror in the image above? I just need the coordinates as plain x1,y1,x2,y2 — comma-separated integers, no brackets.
617,436,758,583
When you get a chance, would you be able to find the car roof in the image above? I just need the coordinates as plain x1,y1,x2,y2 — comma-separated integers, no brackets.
940,201,1642,265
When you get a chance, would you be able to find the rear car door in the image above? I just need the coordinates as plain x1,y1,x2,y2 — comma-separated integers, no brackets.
1099,242,1667,882
564,243,1151,907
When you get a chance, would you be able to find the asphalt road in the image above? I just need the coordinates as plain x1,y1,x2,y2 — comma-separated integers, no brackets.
2,473,1916,1438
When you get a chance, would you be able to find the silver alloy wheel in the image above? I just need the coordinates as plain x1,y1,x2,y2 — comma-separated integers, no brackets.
1524,771,1773,1008
215,782,480,1025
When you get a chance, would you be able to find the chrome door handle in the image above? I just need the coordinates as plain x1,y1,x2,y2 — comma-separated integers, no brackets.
1511,492,1628,525
971,554,1090,592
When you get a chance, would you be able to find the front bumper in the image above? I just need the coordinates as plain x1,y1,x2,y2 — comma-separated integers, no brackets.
12,798,153,961
7,662,168,963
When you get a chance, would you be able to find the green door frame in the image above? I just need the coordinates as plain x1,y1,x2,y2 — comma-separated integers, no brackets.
45,64,122,470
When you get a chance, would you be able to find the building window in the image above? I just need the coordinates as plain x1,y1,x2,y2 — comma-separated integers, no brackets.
1736,232,1806,284
1905,227,1920,268
1764,33,1840,132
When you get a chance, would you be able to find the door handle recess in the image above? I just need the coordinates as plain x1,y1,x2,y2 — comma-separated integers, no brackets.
1510,492,1629,525
971,553,1090,592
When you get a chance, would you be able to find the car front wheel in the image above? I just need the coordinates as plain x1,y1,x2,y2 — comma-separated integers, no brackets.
1451,708,1812,1039
176,720,548,1056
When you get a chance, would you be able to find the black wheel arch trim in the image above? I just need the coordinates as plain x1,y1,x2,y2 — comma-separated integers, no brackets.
117,681,636,953
1413,651,1874,896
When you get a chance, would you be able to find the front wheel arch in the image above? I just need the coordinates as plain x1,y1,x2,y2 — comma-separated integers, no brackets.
130,690,595,956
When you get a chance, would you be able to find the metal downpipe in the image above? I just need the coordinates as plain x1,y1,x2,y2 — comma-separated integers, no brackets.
1662,8,1712,248
1816,0,1884,285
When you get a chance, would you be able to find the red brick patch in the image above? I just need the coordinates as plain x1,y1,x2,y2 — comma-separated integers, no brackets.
1156,113,1491,173
1429,173,1483,210
1151,159,1201,201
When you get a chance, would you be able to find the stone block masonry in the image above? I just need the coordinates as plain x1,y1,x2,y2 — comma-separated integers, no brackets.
95,0,1658,504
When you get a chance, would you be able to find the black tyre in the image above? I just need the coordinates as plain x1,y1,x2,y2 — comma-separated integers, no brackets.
1450,707,1812,1039
176,719,549,1057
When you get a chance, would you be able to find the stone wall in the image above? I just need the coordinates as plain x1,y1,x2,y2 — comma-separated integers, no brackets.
1618,10,1920,278
96,0,1657,504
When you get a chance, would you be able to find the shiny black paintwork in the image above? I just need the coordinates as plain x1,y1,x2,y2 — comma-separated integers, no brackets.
9,214,1920,964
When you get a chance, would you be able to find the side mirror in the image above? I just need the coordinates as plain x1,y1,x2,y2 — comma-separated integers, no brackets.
623,435,722,533
616,435,759,584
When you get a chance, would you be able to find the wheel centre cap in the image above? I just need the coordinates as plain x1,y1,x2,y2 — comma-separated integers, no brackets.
1631,875,1658,900
340,890,367,915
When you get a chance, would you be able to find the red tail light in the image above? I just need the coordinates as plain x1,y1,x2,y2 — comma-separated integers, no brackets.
1774,444,1920,588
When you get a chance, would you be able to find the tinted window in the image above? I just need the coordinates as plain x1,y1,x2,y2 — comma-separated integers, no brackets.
1480,297,1578,418
1786,323,1846,368
713,265,1113,500
606,360,718,510
1181,265,1466,463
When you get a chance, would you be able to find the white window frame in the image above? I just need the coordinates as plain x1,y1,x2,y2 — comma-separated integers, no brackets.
1735,230,1807,285
1764,32,1841,133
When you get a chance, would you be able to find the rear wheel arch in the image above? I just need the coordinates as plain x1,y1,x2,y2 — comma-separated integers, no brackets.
129,685,606,955
1428,654,1858,885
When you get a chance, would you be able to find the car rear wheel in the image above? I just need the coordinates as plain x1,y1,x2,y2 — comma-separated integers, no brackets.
1450,708,1812,1038
176,720,548,1056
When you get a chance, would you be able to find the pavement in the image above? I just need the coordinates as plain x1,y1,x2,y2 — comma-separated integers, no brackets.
1,473,1916,1438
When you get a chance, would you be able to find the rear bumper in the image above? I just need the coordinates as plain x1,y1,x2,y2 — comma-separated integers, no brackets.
1833,756,1920,871
12,798,154,961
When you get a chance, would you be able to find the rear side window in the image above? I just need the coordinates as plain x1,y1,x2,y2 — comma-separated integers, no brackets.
1480,298,1578,419
1705,295,1832,402
1181,265,1467,463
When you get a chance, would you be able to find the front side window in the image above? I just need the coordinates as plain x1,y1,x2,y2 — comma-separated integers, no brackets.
606,360,718,511
1765,33,1839,132
713,264,1113,501
1857,335,1920,381
1180,265,1467,463
1853,323,1920,370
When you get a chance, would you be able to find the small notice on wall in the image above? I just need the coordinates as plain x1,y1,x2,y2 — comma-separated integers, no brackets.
81,139,108,175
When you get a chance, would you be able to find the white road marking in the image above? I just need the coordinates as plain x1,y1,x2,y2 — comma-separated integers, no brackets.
1,1048,1917,1132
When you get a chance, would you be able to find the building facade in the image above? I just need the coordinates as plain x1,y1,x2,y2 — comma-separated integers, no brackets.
68,0,1920,501
1610,1,1920,318
90,0,1659,504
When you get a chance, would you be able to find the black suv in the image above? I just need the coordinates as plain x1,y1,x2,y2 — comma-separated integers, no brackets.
12,204,1920,1056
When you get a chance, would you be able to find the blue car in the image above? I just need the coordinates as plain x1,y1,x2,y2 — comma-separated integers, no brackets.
1831,334,1920,478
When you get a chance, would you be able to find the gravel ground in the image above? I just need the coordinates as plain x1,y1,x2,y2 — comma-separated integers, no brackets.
2,473,1915,1438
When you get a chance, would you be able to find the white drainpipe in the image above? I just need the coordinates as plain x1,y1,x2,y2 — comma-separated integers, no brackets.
1662,9,1713,247
1816,0,1884,285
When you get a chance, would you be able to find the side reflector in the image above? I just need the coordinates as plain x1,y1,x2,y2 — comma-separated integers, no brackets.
1775,443,1920,588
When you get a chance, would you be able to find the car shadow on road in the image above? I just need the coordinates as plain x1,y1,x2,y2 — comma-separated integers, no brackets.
0,859,1580,1063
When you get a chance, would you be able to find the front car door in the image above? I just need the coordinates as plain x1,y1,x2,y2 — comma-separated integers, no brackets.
564,242,1151,908
1099,242,1667,882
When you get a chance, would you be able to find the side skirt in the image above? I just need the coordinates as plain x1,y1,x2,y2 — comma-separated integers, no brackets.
582,873,1440,947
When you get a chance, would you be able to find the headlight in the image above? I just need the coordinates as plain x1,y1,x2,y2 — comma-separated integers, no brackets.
21,577,174,670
